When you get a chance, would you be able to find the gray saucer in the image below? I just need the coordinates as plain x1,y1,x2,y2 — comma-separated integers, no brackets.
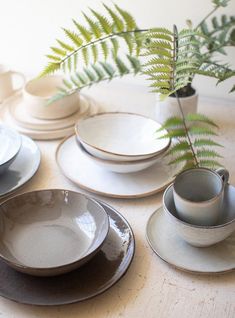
146,204,235,274
0,135,40,197
0,201,135,305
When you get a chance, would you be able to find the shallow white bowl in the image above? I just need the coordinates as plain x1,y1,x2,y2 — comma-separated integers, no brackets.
163,183,235,247
75,112,170,161
77,139,169,173
0,125,21,174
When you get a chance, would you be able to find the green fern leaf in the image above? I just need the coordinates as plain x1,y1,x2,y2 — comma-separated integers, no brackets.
90,9,112,34
103,4,124,32
159,129,186,139
122,33,134,54
76,72,88,85
142,47,172,58
189,126,218,136
150,81,170,89
73,20,92,42
73,53,78,71
126,55,141,73
56,39,74,52
114,4,137,31
100,41,109,60
147,32,172,42
63,29,83,47
169,152,194,165
39,62,60,77
46,55,61,61
199,159,222,168
114,57,129,75
194,139,222,147
82,47,89,66
147,40,172,50
144,57,171,66
197,149,223,158
67,57,72,72
62,78,73,90
50,47,66,57
83,68,96,81
91,44,98,63
111,38,119,58
168,141,190,154
186,113,218,127
144,66,172,74
158,117,183,130
83,13,102,38
150,28,173,35
92,65,105,80
100,62,115,77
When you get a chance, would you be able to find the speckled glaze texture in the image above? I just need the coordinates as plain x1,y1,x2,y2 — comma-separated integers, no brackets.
0,190,109,276
163,184,235,247
0,201,135,305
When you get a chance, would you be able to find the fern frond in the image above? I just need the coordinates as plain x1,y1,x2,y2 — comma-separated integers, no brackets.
63,29,83,47
39,63,60,77
196,149,223,158
167,141,190,154
199,159,223,168
194,139,222,147
56,39,74,52
169,152,194,165
50,47,66,57
114,4,137,31
159,129,186,139
189,126,218,136
90,9,112,34
103,4,124,32
73,20,92,42
82,13,102,38
186,113,218,127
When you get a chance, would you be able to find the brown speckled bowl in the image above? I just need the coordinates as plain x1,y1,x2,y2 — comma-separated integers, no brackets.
0,189,109,276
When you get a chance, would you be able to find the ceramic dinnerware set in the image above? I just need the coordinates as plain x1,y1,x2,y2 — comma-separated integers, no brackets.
146,167,235,273
1,75,101,140
56,112,179,198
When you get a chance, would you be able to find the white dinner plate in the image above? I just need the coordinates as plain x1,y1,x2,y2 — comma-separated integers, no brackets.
146,207,235,274
0,135,41,198
56,135,178,198
9,94,89,131
3,96,100,140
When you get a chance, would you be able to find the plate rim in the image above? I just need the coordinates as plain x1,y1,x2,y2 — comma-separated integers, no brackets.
56,135,174,199
0,199,135,306
0,135,41,198
146,207,235,274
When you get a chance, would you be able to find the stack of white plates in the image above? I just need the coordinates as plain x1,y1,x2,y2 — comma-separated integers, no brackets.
2,94,100,140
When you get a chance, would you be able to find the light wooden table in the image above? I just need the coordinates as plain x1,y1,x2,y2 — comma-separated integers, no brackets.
0,80,235,318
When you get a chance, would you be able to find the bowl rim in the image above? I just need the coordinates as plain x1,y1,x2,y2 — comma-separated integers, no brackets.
0,125,22,167
163,183,235,229
0,188,110,271
76,137,171,165
75,112,171,158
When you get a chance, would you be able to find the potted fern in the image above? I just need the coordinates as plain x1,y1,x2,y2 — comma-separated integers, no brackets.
40,0,234,171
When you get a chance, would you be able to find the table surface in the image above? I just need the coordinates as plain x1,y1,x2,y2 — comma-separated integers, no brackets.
0,80,235,318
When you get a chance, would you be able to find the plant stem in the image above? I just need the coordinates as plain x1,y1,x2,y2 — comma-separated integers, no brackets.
173,24,199,167
175,93,199,167
195,5,219,29
61,29,149,65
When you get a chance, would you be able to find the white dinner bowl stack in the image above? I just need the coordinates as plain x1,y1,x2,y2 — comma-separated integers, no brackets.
75,112,171,174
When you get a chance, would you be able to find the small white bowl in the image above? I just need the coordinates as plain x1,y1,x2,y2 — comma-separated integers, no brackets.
75,112,170,161
163,184,235,247
77,139,169,173
23,75,80,120
0,125,21,174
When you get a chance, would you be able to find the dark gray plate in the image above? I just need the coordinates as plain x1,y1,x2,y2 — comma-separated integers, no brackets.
0,201,135,305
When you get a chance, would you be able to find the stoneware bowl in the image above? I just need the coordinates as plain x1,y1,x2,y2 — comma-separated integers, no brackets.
163,183,235,247
0,124,21,174
76,138,169,173
0,189,109,276
75,112,170,161
23,75,80,120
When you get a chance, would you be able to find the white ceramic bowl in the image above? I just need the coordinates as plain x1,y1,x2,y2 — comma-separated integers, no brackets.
0,189,109,276
163,183,235,247
75,112,170,161
77,139,169,173
23,75,80,120
0,125,22,174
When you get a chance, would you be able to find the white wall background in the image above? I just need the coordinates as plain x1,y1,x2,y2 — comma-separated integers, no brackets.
0,0,234,100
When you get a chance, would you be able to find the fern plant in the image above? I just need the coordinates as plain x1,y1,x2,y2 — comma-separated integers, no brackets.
40,1,235,171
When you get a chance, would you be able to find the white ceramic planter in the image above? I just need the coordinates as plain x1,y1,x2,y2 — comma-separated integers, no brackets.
155,92,198,124
23,75,80,120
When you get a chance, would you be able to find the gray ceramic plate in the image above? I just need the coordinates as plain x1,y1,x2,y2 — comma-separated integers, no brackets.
146,207,235,274
0,201,135,305
0,135,40,197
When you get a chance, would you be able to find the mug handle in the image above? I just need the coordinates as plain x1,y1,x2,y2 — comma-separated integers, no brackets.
216,168,229,185
10,71,26,93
